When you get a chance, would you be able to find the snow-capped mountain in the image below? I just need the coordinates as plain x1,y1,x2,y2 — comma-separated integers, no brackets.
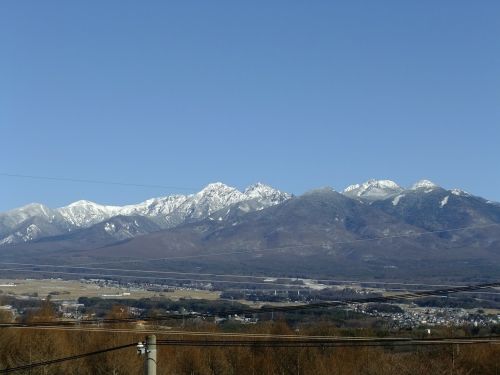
2,178,499,253
58,200,122,228
2,179,500,281
0,182,291,246
410,179,440,192
74,185,500,282
342,179,444,202
0,203,56,233
343,179,404,201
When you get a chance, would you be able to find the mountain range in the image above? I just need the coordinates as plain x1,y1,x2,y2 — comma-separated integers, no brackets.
1,179,499,281
0,182,290,246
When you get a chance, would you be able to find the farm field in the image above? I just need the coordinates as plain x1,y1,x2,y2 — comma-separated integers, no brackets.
0,278,220,301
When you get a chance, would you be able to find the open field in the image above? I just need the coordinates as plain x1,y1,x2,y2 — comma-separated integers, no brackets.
0,278,220,301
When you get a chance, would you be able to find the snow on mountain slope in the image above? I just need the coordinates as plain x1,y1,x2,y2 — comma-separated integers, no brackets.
0,203,56,234
342,179,445,202
410,179,439,191
3,178,498,248
117,182,291,227
244,182,293,204
0,182,291,245
451,189,471,197
343,179,403,201
119,195,189,218
183,182,246,219
57,200,122,228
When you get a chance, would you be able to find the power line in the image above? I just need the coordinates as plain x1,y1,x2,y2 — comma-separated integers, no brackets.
0,325,443,340
4,266,495,292
0,343,136,374
383,288,500,296
75,222,500,268
0,262,306,283
0,267,308,288
2,336,498,374
1,261,472,289
155,338,500,348
0,325,426,339
0,172,197,192
227,282,500,316
6,326,500,343
0,281,498,329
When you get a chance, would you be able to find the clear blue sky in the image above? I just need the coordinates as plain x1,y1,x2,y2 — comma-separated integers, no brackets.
1,1,499,211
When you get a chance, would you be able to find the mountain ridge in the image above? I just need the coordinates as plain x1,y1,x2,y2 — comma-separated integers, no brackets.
1,179,498,251
0,182,291,246
2,179,499,281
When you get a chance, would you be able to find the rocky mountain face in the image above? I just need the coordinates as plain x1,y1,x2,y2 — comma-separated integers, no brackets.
77,184,500,281
343,179,404,201
0,183,291,246
2,179,499,281
339,179,500,239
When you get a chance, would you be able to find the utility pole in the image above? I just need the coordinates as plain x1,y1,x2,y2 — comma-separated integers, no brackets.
146,335,157,375
138,335,157,375
451,343,455,375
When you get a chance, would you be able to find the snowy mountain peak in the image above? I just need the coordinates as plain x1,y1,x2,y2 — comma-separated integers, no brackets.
410,179,439,191
66,199,101,207
57,200,121,228
244,183,291,199
0,182,291,245
244,182,270,192
197,182,241,197
0,203,54,229
243,183,292,207
64,200,120,211
344,179,400,192
201,181,232,190
343,179,403,201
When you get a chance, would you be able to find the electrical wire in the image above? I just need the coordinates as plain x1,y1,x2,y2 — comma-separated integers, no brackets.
0,261,478,288
74,222,500,268
0,267,308,288
0,325,426,339
2,336,498,374
3,265,498,296
227,281,500,316
155,338,500,348
0,343,136,374
0,172,197,191
6,325,500,343
0,280,498,328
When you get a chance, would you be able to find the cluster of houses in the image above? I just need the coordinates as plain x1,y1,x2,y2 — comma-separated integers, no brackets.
355,304,500,328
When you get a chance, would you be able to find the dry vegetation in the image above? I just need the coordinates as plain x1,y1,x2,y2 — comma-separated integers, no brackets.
0,302,499,374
